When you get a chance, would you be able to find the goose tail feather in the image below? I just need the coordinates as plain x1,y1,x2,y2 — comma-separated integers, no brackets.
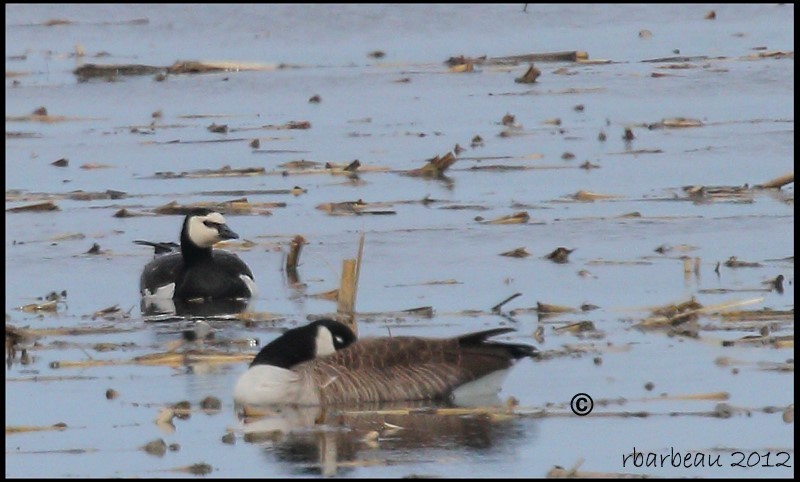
457,328,538,359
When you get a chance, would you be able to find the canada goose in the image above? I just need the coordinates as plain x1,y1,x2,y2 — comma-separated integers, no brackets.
139,209,257,305
233,320,537,407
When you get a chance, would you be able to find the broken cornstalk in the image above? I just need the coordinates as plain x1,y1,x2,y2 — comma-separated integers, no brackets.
405,152,456,178
286,235,306,272
337,234,365,335
756,172,794,189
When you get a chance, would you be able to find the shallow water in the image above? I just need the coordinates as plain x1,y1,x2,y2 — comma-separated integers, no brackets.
5,4,794,478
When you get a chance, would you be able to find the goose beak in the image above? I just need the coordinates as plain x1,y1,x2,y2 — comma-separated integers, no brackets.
217,224,239,240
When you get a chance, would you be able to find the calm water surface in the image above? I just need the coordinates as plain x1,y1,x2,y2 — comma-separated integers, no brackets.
5,4,793,478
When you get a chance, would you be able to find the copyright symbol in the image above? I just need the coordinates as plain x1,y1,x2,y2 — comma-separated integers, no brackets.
571,393,593,416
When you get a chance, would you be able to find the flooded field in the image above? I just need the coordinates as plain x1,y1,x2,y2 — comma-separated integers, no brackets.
5,4,794,478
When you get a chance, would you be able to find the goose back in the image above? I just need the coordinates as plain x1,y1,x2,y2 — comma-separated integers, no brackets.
295,328,536,405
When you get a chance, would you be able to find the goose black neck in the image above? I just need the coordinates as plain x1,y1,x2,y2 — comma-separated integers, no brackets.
250,334,315,369
180,224,212,264
249,321,356,369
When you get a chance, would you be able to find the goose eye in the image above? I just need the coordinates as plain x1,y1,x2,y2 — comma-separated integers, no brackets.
335,336,344,345
203,221,219,229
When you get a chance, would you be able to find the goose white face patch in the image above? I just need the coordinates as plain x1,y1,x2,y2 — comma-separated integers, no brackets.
188,212,228,248
314,326,336,357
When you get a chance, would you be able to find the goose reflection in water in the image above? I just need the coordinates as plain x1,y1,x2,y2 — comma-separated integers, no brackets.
237,400,536,476
141,296,253,318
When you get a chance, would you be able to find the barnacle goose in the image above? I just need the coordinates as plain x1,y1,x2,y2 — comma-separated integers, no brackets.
139,209,256,312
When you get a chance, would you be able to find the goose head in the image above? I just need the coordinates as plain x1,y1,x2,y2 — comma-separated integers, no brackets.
183,209,239,249
250,319,357,369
